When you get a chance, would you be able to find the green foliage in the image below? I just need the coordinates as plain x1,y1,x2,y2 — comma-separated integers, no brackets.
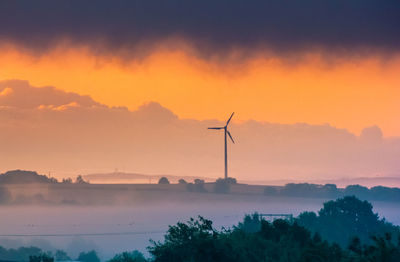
347,234,400,262
29,253,54,262
55,250,71,261
297,196,400,247
148,197,400,261
148,215,343,262
77,250,100,262
236,213,262,233
0,246,43,261
108,251,146,262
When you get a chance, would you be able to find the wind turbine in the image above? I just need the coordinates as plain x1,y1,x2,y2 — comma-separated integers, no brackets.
208,112,235,179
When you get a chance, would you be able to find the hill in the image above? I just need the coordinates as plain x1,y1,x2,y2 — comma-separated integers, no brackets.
0,170,56,184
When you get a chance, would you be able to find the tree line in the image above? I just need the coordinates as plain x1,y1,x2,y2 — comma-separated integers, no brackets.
264,183,400,202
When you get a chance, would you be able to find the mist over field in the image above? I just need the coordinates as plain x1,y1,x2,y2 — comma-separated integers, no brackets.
0,171,399,260
1,196,399,260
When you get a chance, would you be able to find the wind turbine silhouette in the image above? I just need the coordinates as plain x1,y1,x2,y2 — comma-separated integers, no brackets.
208,112,235,179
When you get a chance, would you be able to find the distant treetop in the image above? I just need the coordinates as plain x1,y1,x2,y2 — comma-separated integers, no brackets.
158,177,170,184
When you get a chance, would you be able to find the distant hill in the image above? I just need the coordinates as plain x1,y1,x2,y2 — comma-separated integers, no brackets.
0,170,56,184
84,172,215,184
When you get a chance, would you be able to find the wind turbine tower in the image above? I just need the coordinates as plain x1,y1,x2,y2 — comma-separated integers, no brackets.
208,112,235,179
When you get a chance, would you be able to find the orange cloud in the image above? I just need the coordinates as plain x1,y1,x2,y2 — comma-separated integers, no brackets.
0,45,399,136
0,80,399,182
0,87,13,96
38,101,80,111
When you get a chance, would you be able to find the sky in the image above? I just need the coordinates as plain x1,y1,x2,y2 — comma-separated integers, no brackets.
0,0,399,181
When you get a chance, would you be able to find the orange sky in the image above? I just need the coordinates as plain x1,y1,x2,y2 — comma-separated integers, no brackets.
0,45,399,137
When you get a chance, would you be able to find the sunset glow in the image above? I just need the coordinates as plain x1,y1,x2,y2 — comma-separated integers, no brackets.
1,45,399,136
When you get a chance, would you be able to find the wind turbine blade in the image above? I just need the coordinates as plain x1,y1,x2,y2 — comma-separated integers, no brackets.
227,130,235,144
226,112,235,126
208,127,224,130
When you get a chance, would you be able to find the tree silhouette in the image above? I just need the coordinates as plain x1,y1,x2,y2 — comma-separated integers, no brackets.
29,254,54,262
158,177,170,184
178,179,187,184
297,196,400,247
75,175,88,184
77,250,100,262
108,251,146,262
55,250,71,261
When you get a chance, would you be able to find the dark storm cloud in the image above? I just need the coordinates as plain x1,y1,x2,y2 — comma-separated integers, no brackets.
0,0,399,57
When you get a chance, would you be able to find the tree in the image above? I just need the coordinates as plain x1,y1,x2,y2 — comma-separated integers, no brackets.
226,177,237,184
236,213,261,233
148,215,344,262
61,178,73,184
55,250,71,261
344,184,370,199
297,196,400,247
148,216,219,261
158,177,170,184
297,211,318,231
178,179,187,185
75,175,88,184
108,251,146,262
186,179,206,192
0,246,42,261
29,254,54,262
194,179,204,185
77,250,100,262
